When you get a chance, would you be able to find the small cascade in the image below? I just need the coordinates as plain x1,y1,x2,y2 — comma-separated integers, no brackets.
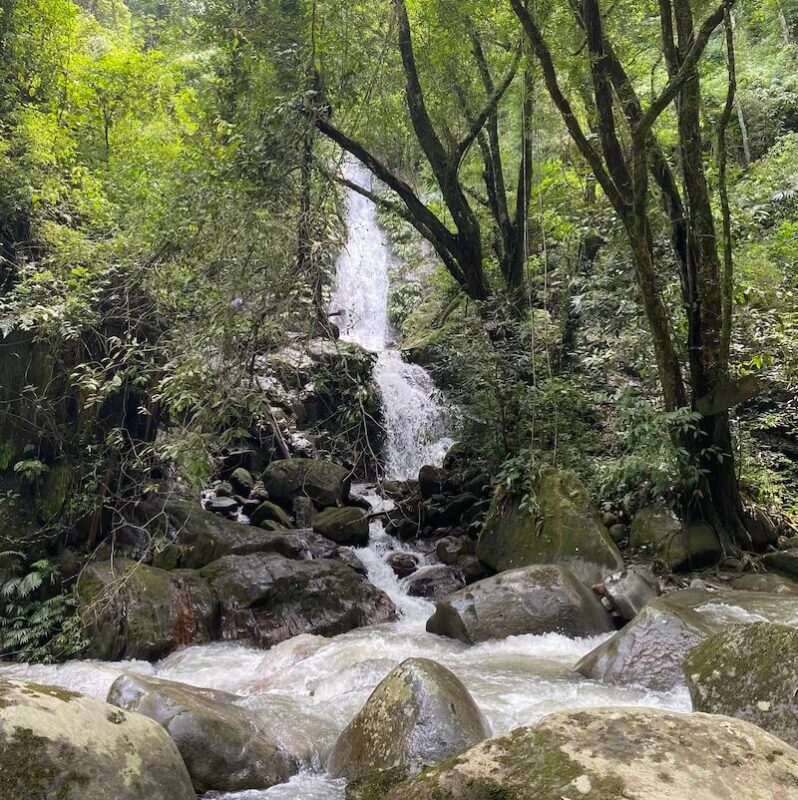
330,159,454,481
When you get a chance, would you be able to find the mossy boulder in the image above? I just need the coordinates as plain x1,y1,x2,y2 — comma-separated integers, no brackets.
200,552,396,648
148,498,333,569
251,501,293,529
262,458,351,509
630,505,722,571
107,674,296,792
385,707,798,799
476,469,623,583
684,622,798,747
313,506,370,546
426,565,613,644
328,658,489,791
78,559,216,661
575,593,720,691
229,467,255,496
0,678,194,800
763,547,798,579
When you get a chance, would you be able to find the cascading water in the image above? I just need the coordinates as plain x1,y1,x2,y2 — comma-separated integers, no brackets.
0,158,697,800
330,160,453,480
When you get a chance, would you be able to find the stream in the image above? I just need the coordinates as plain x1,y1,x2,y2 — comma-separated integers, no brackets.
0,160,691,798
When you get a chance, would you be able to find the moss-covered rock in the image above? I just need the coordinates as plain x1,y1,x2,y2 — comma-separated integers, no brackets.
385,707,798,799
630,505,721,571
262,458,351,509
575,593,720,691
145,498,335,569
229,467,255,496
107,674,296,792
77,559,216,660
684,622,798,747
476,469,623,583
251,500,293,529
328,658,489,790
426,565,613,644
200,552,396,648
0,678,194,800
313,506,369,546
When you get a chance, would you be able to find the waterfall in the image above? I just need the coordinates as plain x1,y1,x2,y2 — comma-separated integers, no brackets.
329,160,454,480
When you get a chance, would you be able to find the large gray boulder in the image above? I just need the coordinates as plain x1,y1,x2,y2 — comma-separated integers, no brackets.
602,566,660,621
0,679,195,800
77,559,216,660
108,674,296,792
426,565,614,644
476,469,623,583
313,506,370,546
327,658,489,792
385,707,798,800
263,458,351,509
630,505,721,571
200,552,396,647
149,498,334,569
575,593,720,691
684,622,798,748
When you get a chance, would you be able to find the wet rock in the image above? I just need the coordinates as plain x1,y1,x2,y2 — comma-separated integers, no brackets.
206,496,239,519
338,547,368,576
262,458,351,509
313,506,369,546
426,565,614,644
78,559,216,660
387,552,420,579
603,566,660,621
0,678,195,800
435,536,474,566
575,593,719,691
763,547,798,579
200,553,396,648
251,501,293,529
630,505,722,571
215,481,234,497
229,468,255,497
328,658,489,788
108,674,296,792
418,465,446,499
608,523,627,544
150,500,332,569
732,572,798,594
426,494,478,528
457,555,490,585
406,565,465,599
476,469,624,583
684,622,798,747
293,496,317,528
386,707,798,800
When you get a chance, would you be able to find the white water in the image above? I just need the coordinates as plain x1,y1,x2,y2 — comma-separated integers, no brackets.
330,160,454,480
0,159,697,799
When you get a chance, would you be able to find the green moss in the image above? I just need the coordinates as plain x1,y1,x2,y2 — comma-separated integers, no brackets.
23,683,81,703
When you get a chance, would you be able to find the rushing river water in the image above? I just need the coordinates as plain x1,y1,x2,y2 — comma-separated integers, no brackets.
0,159,695,799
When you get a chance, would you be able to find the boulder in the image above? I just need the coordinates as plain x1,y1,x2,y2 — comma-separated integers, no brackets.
602,566,660,621
108,674,296,792
385,707,798,800
206,496,239,518
387,552,420,579
293,496,317,527
251,501,293,529
200,553,396,648
405,566,465,599
150,499,334,569
435,536,474,565
229,467,255,496
0,679,194,800
575,593,719,691
78,560,216,661
327,658,489,789
476,469,623,583
732,572,798,594
630,505,721,571
262,458,351,509
313,506,370,546
763,547,798,579
684,622,798,748
426,565,614,645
